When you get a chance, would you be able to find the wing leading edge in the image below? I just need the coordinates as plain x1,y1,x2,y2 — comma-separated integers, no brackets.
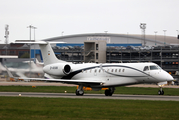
19,77,105,86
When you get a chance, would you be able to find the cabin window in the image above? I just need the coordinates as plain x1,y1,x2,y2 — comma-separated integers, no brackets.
111,69,113,72
150,66,158,70
122,69,125,72
115,69,117,72
94,69,97,73
119,69,121,72
143,66,149,71
99,69,101,73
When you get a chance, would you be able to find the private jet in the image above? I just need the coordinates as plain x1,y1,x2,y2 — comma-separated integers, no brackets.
11,41,174,96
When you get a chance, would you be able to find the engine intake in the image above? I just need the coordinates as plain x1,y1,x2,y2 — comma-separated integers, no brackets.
63,64,71,74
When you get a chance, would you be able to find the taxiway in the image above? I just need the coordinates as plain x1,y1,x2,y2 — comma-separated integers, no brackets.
0,92,179,101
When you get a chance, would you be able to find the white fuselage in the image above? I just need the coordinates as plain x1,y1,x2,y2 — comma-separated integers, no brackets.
43,62,173,87
14,42,174,95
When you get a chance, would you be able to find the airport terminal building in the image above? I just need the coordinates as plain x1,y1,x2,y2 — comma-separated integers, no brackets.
1,33,179,79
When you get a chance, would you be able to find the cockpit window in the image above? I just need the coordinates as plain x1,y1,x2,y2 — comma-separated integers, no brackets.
156,65,162,70
143,66,149,71
150,66,158,70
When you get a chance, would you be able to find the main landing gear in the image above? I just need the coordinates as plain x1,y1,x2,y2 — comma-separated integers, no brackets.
158,87,164,95
75,86,116,96
76,85,84,96
105,87,115,96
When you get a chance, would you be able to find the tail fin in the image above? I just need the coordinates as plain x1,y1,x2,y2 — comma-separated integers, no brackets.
14,41,67,66
39,42,66,65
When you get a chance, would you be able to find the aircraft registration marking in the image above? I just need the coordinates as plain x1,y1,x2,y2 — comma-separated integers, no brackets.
50,66,58,69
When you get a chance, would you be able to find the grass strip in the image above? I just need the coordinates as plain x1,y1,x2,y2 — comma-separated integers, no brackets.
0,86,179,96
0,96,178,120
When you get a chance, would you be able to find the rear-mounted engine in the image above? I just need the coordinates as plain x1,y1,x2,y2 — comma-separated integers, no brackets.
63,64,71,75
43,63,72,76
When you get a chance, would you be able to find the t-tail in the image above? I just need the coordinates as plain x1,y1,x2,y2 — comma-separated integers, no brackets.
39,42,66,66
14,41,67,66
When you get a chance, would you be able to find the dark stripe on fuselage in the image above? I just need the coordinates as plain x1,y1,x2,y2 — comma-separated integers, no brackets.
61,66,98,79
61,64,152,79
102,65,149,77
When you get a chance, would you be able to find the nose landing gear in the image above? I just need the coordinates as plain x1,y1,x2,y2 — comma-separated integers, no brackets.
158,87,164,95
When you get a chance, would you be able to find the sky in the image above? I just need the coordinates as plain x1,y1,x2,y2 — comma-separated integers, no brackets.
0,0,179,43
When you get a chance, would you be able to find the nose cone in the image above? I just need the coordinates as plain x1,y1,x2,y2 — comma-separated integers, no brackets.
166,73,174,81
158,70,174,82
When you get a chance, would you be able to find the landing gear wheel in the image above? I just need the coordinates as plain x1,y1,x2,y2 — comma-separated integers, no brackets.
76,89,84,96
105,87,115,96
158,87,164,95
158,90,161,95
158,90,164,95
105,90,110,96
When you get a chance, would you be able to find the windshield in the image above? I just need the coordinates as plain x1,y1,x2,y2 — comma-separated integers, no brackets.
150,66,158,70
156,65,162,70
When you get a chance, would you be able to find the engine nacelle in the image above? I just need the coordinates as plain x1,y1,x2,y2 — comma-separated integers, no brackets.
43,63,71,76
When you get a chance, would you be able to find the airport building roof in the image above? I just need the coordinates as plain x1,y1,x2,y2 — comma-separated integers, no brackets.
42,33,179,46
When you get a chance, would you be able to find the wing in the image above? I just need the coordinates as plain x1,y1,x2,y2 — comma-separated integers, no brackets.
21,77,105,86
5,60,104,86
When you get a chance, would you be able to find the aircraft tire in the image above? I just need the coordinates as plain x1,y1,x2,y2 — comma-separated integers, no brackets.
76,89,84,96
76,90,79,95
158,90,161,95
105,90,109,96
158,90,164,95
105,90,113,96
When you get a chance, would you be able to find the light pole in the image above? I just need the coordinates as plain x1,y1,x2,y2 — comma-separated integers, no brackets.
33,26,37,63
27,25,33,59
4,25,9,55
27,25,33,78
27,25,36,78
140,23,146,46
163,30,167,46
27,25,36,59
27,25,33,41
154,31,157,46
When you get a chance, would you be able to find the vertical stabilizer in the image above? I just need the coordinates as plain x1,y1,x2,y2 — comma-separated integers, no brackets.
39,42,66,65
